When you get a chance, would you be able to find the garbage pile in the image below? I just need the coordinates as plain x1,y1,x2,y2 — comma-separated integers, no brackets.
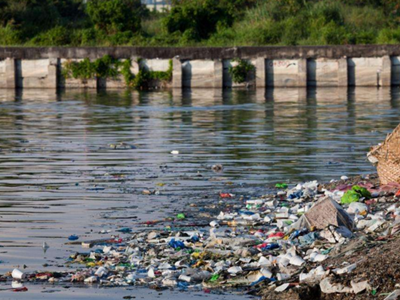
5,174,400,299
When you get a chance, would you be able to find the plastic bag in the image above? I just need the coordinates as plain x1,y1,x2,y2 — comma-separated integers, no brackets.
341,190,361,204
352,185,371,199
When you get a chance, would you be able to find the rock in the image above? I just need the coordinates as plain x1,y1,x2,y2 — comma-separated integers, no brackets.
302,197,354,230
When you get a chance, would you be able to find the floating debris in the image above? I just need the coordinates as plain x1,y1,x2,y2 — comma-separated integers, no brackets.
4,173,400,300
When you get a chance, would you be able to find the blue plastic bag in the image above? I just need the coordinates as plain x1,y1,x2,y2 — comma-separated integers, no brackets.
68,235,79,241
169,238,185,249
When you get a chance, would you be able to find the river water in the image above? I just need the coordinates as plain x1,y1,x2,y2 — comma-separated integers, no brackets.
0,87,399,298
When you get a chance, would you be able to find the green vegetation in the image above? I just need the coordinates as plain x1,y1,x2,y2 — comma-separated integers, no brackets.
127,58,173,89
1,0,400,46
62,55,173,89
86,0,147,34
228,59,255,84
62,56,120,80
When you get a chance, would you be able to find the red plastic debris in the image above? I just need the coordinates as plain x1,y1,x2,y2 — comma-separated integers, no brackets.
13,287,28,292
255,242,268,249
141,220,162,225
219,193,233,198
268,232,285,239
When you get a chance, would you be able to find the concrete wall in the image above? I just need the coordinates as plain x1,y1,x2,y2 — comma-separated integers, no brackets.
1,46,400,89
2,45,400,60
140,59,170,72
182,60,215,88
17,59,49,88
308,58,341,87
348,57,382,86
266,59,306,87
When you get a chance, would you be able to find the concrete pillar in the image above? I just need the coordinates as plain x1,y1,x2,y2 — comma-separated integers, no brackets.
5,58,16,89
172,58,182,89
298,58,307,87
213,59,223,88
380,55,391,87
47,58,58,88
338,58,348,87
256,57,266,88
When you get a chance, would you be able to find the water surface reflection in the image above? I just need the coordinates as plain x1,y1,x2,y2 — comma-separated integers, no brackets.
0,87,398,273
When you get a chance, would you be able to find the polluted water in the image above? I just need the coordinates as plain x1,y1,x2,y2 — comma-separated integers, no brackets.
1,88,400,299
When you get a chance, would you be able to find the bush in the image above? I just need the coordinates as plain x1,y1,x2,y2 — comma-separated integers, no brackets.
343,5,386,31
164,0,253,41
309,1,345,26
106,31,135,46
377,28,400,44
320,21,350,45
70,28,98,46
62,56,173,90
0,25,22,45
280,16,308,45
261,0,306,21
28,26,71,46
354,30,376,44
62,58,96,80
86,0,148,34
228,59,255,84
0,0,85,43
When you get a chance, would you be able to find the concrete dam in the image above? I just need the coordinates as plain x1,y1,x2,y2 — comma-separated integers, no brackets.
0,45,399,89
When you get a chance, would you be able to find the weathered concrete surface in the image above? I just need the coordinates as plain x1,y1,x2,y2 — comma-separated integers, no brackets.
255,57,266,88
21,59,48,78
308,58,339,87
0,60,5,87
348,57,383,86
214,60,223,88
1,45,400,60
3,46,400,89
140,59,170,71
380,55,391,86
17,59,56,89
266,59,303,87
298,59,307,87
338,58,348,87
5,58,16,89
172,58,182,89
99,76,126,89
182,60,215,88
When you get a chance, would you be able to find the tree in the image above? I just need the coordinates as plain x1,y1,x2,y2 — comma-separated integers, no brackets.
86,0,148,34
164,0,232,40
